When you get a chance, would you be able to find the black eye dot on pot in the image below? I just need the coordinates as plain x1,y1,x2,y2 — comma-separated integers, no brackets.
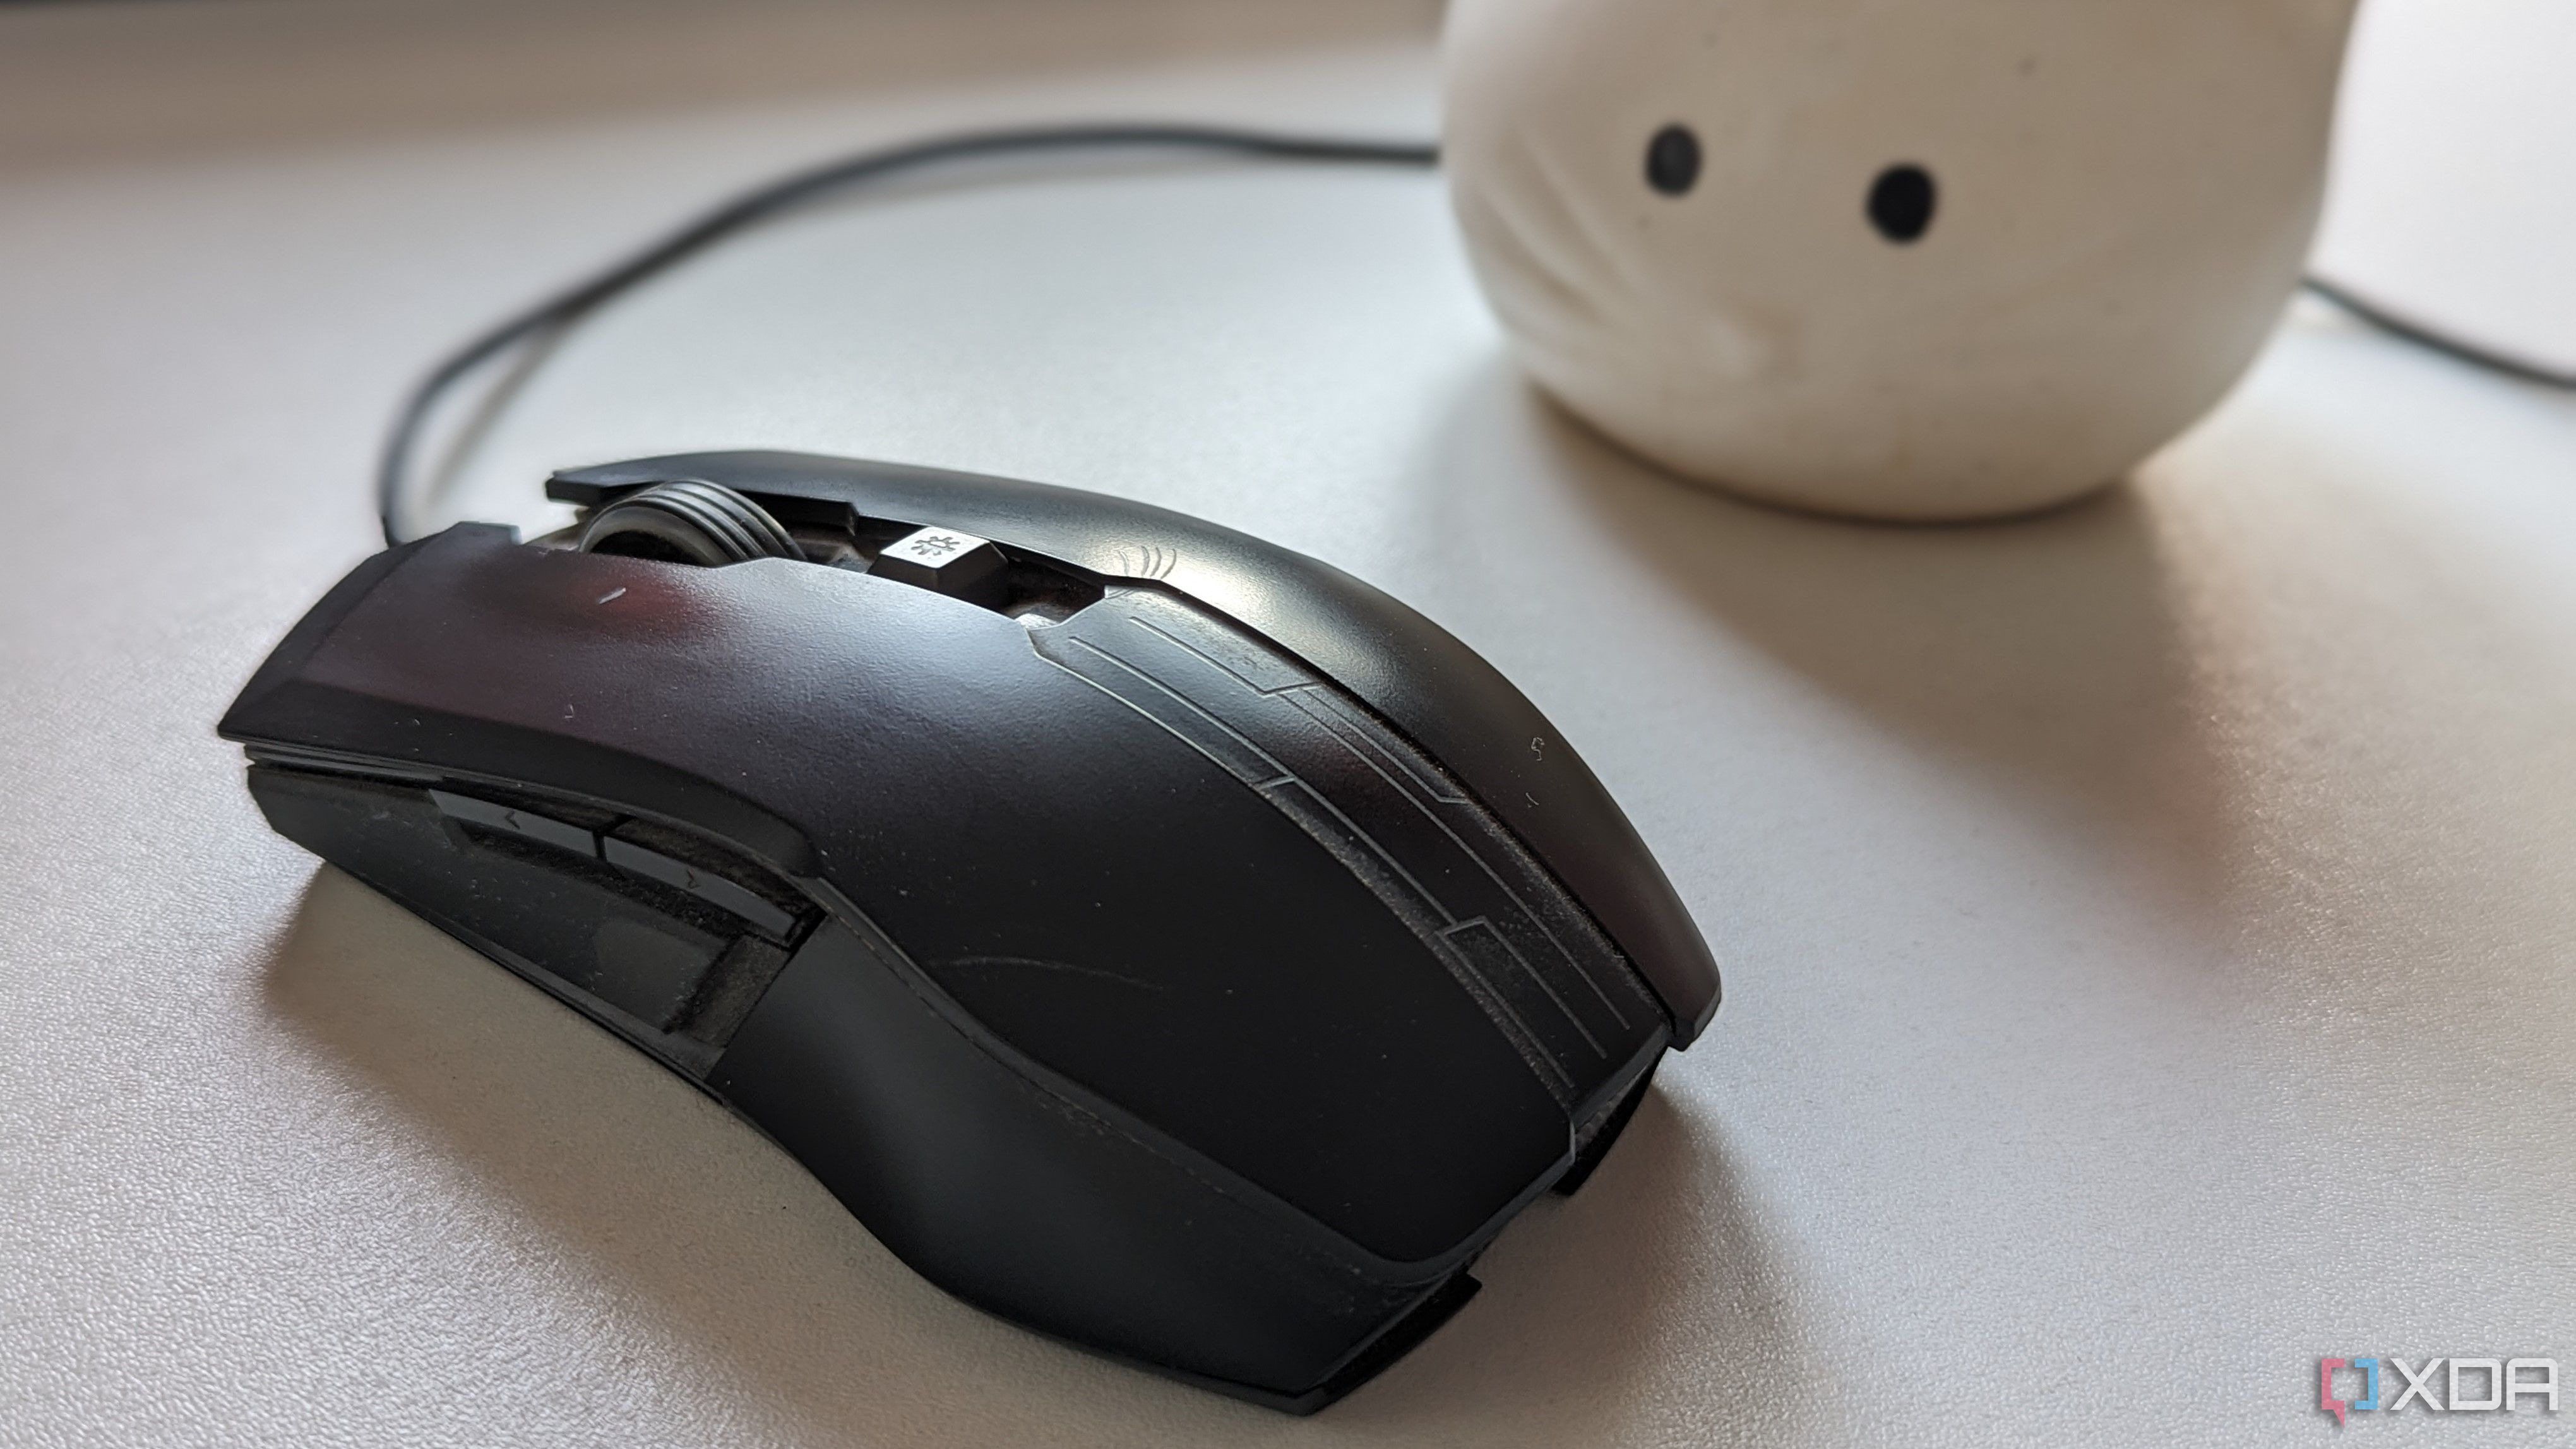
1645,124,1701,196
1867,164,1937,242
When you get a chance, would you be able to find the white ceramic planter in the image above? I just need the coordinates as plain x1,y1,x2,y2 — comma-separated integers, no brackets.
1443,0,2363,520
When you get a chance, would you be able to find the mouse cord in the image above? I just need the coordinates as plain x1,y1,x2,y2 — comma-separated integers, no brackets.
2299,274,2576,392
376,122,2571,546
376,123,1438,547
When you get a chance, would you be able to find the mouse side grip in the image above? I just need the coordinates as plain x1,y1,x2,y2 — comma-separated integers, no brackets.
709,919,1476,1414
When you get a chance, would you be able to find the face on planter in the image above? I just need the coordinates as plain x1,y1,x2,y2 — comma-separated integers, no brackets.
1442,0,2357,518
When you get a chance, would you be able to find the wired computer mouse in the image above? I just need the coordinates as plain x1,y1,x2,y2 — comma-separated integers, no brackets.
220,450,1721,1412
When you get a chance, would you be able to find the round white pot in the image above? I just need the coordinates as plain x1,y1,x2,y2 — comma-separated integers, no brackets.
1442,0,2363,520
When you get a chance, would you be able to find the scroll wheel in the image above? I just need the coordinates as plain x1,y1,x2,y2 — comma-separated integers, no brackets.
576,480,802,566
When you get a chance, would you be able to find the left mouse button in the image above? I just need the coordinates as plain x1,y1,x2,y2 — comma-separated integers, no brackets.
429,789,598,857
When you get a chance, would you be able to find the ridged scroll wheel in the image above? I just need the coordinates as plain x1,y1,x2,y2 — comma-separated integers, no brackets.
575,480,802,566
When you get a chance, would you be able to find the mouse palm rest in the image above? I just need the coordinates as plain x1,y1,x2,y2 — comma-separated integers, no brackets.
220,451,1719,1411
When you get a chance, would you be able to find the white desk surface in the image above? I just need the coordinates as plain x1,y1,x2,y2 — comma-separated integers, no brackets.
2,3,2569,1446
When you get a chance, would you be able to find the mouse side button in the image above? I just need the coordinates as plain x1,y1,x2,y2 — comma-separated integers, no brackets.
258,767,737,1061
428,788,598,857
603,835,799,941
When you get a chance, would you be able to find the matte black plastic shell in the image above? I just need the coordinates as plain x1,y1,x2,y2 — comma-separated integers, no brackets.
551,451,1719,1041
214,453,1724,1410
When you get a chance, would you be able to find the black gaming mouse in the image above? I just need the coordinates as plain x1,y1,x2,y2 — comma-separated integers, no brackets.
220,450,1720,1412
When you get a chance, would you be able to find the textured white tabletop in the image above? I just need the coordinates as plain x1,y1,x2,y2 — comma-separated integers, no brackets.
1,3,2569,1446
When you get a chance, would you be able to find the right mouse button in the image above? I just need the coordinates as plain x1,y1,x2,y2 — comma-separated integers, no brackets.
1033,587,1669,1124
